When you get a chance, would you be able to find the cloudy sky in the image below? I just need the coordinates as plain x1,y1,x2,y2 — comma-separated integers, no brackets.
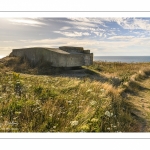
0,17,150,58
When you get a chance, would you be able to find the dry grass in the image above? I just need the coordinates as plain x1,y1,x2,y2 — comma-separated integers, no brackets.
1,57,150,132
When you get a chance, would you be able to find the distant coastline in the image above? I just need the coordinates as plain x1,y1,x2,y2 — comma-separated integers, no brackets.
94,56,150,63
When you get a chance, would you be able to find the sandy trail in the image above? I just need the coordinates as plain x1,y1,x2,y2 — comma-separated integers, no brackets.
127,77,150,132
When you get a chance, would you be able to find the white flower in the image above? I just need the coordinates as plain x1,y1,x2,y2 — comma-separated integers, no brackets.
107,127,111,130
49,114,53,117
100,89,105,92
105,111,113,117
78,106,83,108
90,100,97,106
16,81,20,84
68,101,72,104
70,120,78,126
111,113,113,116
86,89,92,93
36,100,40,105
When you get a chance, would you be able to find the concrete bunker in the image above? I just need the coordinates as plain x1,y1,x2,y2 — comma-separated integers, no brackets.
9,46,93,67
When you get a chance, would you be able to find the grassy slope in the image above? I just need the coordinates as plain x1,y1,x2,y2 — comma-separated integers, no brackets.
0,57,150,132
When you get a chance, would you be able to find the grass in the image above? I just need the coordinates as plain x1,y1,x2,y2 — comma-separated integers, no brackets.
0,57,150,132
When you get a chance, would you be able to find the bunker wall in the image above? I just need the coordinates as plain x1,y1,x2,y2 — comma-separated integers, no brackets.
10,47,93,67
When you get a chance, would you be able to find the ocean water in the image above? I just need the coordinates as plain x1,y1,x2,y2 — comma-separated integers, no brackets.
94,56,150,63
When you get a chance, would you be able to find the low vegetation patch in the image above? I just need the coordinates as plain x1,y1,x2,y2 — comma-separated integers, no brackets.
0,57,150,132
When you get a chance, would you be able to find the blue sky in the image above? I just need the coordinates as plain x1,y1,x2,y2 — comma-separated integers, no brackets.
1,17,150,58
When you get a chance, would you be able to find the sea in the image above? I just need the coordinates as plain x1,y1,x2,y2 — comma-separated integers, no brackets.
94,56,150,63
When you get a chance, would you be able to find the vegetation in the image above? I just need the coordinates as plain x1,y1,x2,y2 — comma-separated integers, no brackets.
0,57,150,132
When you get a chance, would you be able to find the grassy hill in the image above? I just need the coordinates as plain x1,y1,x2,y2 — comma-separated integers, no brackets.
0,56,150,132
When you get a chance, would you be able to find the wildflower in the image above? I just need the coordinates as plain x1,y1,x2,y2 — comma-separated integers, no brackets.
15,111,21,115
9,121,18,125
90,100,97,106
4,121,8,125
15,96,20,99
68,100,72,104
105,111,113,117
53,126,56,129
28,85,32,88
49,114,53,117
1,128,10,131
36,100,40,105
16,81,20,84
78,106,83,108
100,89,105,92
11,128,18,131
86,89,92,93
91,118,99,123
107,127,111,130
80,124,90,131
2,94,6,97
13,117,18,120
6,88,11,92
70,120,78,126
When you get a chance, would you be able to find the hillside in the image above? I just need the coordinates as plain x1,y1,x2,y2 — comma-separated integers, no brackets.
0,56,150,132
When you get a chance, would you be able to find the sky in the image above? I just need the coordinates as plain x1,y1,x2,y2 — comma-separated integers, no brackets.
1,17,150,58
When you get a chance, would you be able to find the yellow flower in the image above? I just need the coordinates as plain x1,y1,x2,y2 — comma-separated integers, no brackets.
91,118,99,123
80,124,90,132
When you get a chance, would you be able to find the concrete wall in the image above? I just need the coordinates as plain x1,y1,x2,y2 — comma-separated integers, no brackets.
59,46,84,53
10,47,93,67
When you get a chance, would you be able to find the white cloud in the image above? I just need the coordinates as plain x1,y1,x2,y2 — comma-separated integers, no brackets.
1,40,14,43
106,18,150,30
0,55,5,58
0,46,17,56
2,18,150,57
83,32,90,36
2,36,150,57
60,26,71,30
29,36,150,54
93,32,100,36
67,18,98,27
76,26,96,31
7,18,47,27
107,36,135,40
54,31,90,37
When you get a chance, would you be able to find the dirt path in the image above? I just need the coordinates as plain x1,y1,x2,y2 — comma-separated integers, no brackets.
127,77,150,131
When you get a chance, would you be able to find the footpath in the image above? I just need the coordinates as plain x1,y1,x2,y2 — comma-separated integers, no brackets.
127,77,150,132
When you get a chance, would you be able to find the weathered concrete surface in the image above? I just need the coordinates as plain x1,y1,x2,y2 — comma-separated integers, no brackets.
9,46,93,67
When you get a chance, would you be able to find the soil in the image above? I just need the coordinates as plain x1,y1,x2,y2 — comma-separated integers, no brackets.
126,76,150,131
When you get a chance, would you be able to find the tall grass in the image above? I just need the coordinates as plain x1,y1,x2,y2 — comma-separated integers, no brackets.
1,58,149,132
